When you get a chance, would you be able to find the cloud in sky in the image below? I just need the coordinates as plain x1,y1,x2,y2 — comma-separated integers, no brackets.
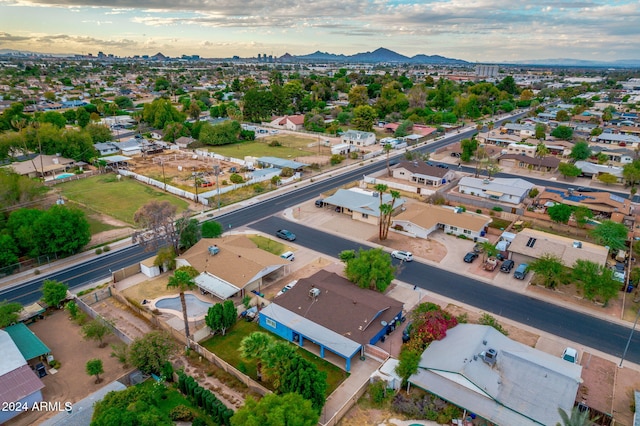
0,0,638,61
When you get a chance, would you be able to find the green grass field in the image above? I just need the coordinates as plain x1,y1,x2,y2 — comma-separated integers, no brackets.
59,175,190,225
201,320,347,395
205,134,330,159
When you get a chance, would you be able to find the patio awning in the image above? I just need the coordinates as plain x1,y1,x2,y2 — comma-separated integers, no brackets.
485,190,503,197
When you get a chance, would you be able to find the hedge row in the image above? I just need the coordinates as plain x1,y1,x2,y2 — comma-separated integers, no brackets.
177,371,234,425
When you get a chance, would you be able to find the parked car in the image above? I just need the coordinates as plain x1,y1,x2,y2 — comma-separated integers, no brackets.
402,322,413,343
436,164,449,169
500,259,515,273
450,152,461,158
276,280,297,297
391,250,413,262
463,252,478,263
562,347,579,364
315,199,324,207
276,229,296,241
280,251,295,261
513,263,529,280
576,187,600,193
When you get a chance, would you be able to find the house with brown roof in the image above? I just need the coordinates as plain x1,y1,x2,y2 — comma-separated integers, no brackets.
508,228,609,269
175,235,290,299
267,115,305,131
8,154,75,180
392,161,456,188
498,154,560,172
393,203,492,240
538,187,631,216
259,269,404,372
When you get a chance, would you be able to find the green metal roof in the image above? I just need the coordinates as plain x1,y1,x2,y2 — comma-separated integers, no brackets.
4,323,50,361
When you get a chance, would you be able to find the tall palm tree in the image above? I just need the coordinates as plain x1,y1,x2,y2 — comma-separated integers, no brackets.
374,183,389,240
167,268,197,346
239,332,273,381
383,143,393,176
536,142,550,172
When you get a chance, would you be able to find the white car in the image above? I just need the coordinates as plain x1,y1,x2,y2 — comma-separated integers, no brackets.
276,280,297,297
391,250,413,262
280,251,295,261
561,347,579,364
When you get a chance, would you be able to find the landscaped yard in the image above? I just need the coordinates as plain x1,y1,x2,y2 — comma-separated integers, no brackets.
200,320,348,395
59,174,190,224
66,200,123,235
205,134,331,159
248,234,289,256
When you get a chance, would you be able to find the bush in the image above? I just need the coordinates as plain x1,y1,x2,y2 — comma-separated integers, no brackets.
478,313,509,335
492,206,503,212
170,405,195,421
95,248,103,255
268,140,282,147
49,359,61,369
65,301,79,319
476,209,482,214
103,245,110,252
330,154,345,165
369,379,388,406
349,151,359,159
253,183,265,193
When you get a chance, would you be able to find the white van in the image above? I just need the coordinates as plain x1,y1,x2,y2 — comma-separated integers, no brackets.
280,251,295,261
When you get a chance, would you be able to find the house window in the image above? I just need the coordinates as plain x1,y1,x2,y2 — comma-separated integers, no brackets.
265,318,276,328
362,213,369,219
450,226,458,231
464,229,471,235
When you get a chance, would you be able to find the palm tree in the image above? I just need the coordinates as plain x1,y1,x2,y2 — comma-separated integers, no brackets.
382,190,401,240
383,143,393,176
167,268,197,346
536,142,550,172
239,332,273,381
480,241,498,263
556,406,598,426
374,183,389,239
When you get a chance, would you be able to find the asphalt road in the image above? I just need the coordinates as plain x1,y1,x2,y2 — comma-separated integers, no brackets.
250,216,640,364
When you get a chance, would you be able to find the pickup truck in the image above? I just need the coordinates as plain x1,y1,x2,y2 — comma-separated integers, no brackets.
482,257,498,271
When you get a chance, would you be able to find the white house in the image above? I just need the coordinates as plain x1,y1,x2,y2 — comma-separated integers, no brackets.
341,130,376,147
458,177,534,205
392,160,455,188
393,203,491,240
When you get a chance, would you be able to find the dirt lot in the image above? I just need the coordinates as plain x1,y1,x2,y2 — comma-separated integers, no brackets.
6,310,128,426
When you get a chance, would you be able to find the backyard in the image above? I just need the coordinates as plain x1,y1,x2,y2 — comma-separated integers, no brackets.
58,174,191,224
204,133,332,160
200,320,348,395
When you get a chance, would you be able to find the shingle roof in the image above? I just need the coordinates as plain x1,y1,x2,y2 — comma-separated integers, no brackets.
4,323,50,361
410,324,581,426
274,270,404,346
499,154,561,168
323,188,405,217
394,204,491,233
395,161,449,178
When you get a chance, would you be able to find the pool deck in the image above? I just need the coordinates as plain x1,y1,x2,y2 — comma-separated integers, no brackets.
149,291,213,322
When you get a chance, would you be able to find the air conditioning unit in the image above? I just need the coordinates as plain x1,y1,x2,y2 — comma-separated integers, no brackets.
482,348,497,366
309,288,321,298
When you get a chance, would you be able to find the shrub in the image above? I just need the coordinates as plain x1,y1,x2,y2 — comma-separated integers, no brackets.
476,209,482,214
49,359,61,369
253,183,265,193
103,245,111,252
65,301,79,320
369,379,388,406
95,248,103,255
492,206,503,212
478,313,509,335
170,405,195,421
268,140,282,147
349,151,359,159
330,154,345,165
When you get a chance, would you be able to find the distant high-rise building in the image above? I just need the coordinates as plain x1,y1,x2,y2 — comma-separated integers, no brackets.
258,53,262,61
475,64,499,79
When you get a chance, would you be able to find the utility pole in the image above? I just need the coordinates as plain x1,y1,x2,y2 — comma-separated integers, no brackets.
161,161,167,192
214,164,221,211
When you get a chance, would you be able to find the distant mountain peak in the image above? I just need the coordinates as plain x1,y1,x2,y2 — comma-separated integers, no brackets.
281,47,466,65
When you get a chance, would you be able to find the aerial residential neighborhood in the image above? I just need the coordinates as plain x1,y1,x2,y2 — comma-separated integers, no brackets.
1,10,640,425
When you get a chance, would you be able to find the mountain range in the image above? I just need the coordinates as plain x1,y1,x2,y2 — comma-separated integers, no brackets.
282,47,468,65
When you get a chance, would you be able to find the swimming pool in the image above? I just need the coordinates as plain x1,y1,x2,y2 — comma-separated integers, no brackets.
155,294,213,319
55,173,75,179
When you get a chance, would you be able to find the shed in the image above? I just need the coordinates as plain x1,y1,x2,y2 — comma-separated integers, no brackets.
3,323,50,362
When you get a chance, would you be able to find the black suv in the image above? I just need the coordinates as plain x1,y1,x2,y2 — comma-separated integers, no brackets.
315,199,324,207
500,259,515,273
463,252,478,263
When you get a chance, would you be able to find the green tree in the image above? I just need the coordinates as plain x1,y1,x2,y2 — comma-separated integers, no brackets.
460,138,477,162
348,85,369,107
82,318,114,348
92,381,172,425
497,76,518,95
344,248,395,292
85,123,113,143
623,162,640,187
597,173,617,185
0,234,19,269
114,95,133,109
555,110,570,122
133,200,180,252
205,303,223,335
229,173,244,184
535,142,549,169
39,111,67,128
395,348,421,387
33,205,91,256
231,393,319,426
167,268,197,344
177,218,201,250
558,162,582,178
128,331,176,375
479,241,498,262
76,107,91,128
590,220,628,251
0,300,22,328
573,207,593,228
201,221,223,238
198,120,242,146
352,105,377,132
7,208,43,256
547,203,573,224
86,358,104,384
142,98,185,129
572,260,619,304
239,332,274,380
528,254,565,288
41,279,68,308
551,125,574,140
569,141,591,161
534,123,546,139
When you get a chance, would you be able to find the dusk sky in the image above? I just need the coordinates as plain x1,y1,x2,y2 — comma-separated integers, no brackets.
0,0,639,62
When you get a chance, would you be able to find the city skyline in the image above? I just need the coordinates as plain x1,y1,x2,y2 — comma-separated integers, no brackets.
0,0,639,62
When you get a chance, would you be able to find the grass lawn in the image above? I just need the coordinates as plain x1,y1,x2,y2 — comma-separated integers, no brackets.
66,200,122,235
200,320,348,395
59,174,190,224
205,134,331,159
248,235,289,256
